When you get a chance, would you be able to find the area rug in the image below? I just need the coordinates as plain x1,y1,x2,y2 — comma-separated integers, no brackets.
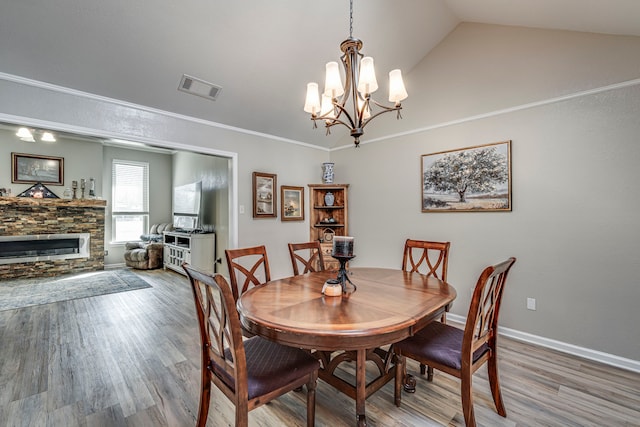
0,269,152,311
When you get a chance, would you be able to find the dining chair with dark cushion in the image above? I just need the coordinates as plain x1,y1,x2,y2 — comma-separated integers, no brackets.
288,241,325,276
183,263,320,427
402,239,451,375
393,257,516,427
225,245,271,302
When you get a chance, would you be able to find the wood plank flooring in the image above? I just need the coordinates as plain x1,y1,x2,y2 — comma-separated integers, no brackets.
1,268,638,426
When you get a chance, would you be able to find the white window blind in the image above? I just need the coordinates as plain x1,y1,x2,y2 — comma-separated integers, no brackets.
112,160,149,242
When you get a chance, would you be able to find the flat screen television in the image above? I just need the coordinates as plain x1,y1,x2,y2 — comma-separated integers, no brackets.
173,181,202,231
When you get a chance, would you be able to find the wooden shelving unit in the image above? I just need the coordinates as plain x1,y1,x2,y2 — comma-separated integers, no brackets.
308,184,349,271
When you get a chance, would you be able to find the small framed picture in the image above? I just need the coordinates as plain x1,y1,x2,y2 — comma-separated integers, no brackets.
253,172,277,218
12,152,64,185
281,186,304,221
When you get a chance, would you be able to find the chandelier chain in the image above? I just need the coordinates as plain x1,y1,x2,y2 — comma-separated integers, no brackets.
349,0,353,38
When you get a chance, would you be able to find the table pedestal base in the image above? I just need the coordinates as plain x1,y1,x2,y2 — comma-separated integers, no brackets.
315,347,396,426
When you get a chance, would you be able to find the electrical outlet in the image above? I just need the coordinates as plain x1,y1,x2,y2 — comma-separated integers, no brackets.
527,297,536,311
104,250,109,256
239,205,245,214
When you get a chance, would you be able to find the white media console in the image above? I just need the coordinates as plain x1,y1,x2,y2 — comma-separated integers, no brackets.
163,230,215,275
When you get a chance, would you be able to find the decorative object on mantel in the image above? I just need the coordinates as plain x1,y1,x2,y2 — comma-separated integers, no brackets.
303,0,408,147
17,182,59,198
80,178,86,199
322,162,335,183
72,180,78,199
331,236,356,293
89,177,96,198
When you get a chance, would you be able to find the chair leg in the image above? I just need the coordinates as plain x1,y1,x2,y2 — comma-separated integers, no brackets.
460,370,476,427
420,363,426,375
394,355,405,406
306,372,318,427
236,401,249,427
197,379,211,427
487,353,507,417
427,366,434,381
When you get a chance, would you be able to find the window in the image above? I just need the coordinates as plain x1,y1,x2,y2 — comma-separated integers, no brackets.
112,160,149,242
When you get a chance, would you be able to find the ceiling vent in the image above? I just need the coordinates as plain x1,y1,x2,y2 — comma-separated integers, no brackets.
178,74,222,101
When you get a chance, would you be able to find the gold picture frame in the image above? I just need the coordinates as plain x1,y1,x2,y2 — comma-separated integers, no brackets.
281,186,304,221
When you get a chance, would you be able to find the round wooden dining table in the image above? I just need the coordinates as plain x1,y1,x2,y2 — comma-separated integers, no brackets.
237,267,457,427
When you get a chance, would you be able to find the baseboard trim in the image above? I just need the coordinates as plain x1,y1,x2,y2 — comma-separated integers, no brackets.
447,314,640,374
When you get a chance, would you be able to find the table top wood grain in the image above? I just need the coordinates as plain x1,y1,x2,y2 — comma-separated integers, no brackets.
237,267,457,351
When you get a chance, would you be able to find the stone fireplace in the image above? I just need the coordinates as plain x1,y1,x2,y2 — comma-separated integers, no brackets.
0,196,106,280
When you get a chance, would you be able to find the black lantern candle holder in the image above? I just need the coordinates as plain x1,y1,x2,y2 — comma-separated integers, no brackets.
331,236,356,293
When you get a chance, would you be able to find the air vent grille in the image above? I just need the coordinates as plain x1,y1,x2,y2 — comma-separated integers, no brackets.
178,74,222,101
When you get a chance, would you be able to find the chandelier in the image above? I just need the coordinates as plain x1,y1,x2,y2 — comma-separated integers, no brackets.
304,0,408,147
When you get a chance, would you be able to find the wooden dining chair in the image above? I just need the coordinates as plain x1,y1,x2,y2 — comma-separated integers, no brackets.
393,257,517,427
402,239,451,375
183,263,320,427
225,245,271,302
288,241,325,276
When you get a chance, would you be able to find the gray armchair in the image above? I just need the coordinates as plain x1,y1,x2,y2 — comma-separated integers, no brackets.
124,223,174,270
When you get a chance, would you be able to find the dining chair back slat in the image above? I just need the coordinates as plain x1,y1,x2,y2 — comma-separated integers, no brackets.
288,241,325,276
225,245,271,302
401,239,450,280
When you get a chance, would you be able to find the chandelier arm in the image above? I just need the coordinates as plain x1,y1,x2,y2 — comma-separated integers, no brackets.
360,103,403,130
311,114,355,132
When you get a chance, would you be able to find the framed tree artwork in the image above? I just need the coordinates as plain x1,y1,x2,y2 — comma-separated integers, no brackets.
252,172,277,218
281,186,304,221
421,140,511,212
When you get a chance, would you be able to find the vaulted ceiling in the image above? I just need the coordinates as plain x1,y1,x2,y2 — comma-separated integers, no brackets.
1,0,639,148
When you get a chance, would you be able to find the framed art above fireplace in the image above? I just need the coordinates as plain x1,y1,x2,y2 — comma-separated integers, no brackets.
11,152,64,185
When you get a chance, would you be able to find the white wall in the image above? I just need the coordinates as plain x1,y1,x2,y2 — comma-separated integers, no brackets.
331,23,640,362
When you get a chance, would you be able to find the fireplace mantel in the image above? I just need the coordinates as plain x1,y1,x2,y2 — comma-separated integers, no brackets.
0,196,107,279
0,196,107,209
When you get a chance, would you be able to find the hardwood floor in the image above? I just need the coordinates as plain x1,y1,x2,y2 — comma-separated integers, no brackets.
1,268,638,426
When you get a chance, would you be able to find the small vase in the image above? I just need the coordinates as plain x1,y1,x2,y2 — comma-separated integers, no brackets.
322,162,335,184
324,192,335,206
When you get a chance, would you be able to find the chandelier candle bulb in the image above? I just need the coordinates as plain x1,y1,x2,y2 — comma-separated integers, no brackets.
388,69,408,103
332,236,354,257
324,62,344,97
357,57,378,94
304,82,321,114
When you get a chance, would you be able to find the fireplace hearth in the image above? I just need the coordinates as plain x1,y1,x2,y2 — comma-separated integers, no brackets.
0,233,90,265
0,196,106,279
